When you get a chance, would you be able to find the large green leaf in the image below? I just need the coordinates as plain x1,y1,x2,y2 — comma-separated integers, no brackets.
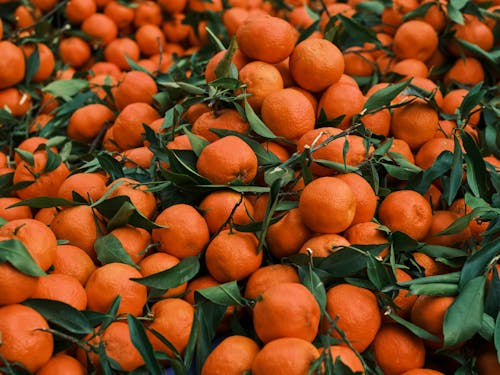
0,239,46,276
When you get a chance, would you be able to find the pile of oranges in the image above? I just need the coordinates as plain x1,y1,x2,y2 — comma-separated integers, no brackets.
0,0,499,373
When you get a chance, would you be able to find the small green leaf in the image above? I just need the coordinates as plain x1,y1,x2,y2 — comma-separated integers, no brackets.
495,311,500,362
7,196,81,208
388,313,441,342
363,80,411,112
443,276,486,348
447,3,464,24
127,315,163,375
197,280,244,306
244,99,278,139
25,44,40,84
460,238,500,288
214,37,238,80
0,239,46,276
94,233,140,269
184,128,209,157
131,256,200,290
97,153,125,181
458,83,485,125
43,79,89,98
455,39,499,64
298,265,327,314
205,26,226,52
15,148,34,166
314,159,359,173
445,135,464,205
408,283,459,296
317,245,387,277
44,148,62,173
22,299,93,334
367,255,392,291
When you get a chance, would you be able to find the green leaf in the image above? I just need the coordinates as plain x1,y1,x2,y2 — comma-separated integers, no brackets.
97,153,125,181
7,196,81,208
184,128,209,157
447,3,464,24
205,26,226,52
43,79,89,98
25,44,40,84
314,159,359,173
256,178,282,253
317,245,387,277
485,267,500,317
388,313,441,342
455,39,499,65
127,315,163,375
131,256,200,290
44,148,62,173
214,37,238,80
443,276,486,348
460,238,500,288
458,83,485,125
406,151,453,194
408,283,459,296
22,299,93,334
298,265,327,314
94,233,140,269
363,80,411,112
462,131,489,199
337,14,380,46
15,148,34,166
197,280,244,306
356,1,385,14
366,255,392,291
244,98,278,139
396,272,461,286
495,311,500,362
445,135,464,206
0,239,46,276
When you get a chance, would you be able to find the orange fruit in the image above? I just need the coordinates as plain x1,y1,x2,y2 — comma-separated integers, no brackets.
147,298,195,357
392,268,418,317
87,321,145,372
378,190,433,241
412,252,447,277
387,138,416,164
253,282,320,343
183,274,220,305
0,87,32,117
104,37,141,70
299,233,350,257
85,262,147,316
372,323,426,375
251,337,320,375
50,205,105,258
289,38,344,92
324,283,381,352
238,60,284,113
222,7,250,37
297,127,372,176
392,20,438,61
409,77,444,107
13,151,71,200
0,41,26,89
390,58,429,78
244,264,300,299
113,70,158,110
449,197,488,240
261,87,316,142
322,345,365,373
67,103,115,143
360,108,392,137
475,349,500,375
191,108,250,143
236,15,298,63
199,190,255,234
201,335,260,375
58,36,91,68
158,0,187,14
51,244,97,286
65,0,97,24
0,197,32,221
34,207,58,226
135,23,166,56
0,218,57,271
110,225,151,264
35,353,86,375
0,236,39,306
415,137,455,170
450,14,494,55
344,221,389,257
298,176,357,234
391,101,439,150
188,0,222,11
444,57,485,87
423,210,470,247
105,177,157,219
81,13,117,46
0,304,53,373
31,273,88,310
152,203,210,258
343,46,375,77
410,295,455,348
401,369,446,375
111,102,161,150
57,172,108,203
138,252,187,298
206,229,262,282
204,49,249,83
196,135,258,185
118,146,154,168
317,80,365,130
266,207,313,258
104,0,135,29
21,43,55,83
336,173,378,225
441,88,481,127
